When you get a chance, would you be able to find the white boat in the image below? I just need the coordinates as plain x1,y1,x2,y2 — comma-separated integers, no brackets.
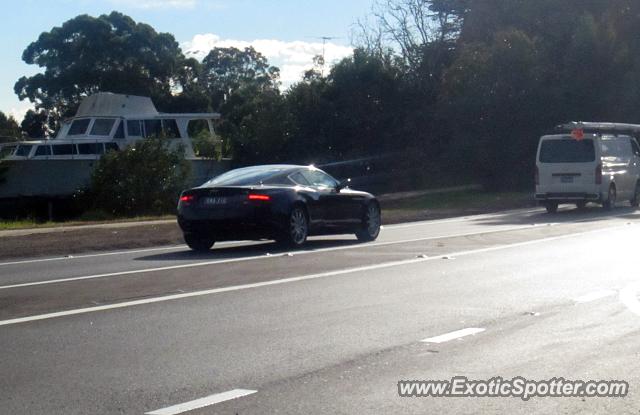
0,93,231,199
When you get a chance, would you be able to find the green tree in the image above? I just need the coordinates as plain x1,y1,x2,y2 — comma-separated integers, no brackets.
15,11,187,119
20,109,49,138
200,46,280,111
0,112,21,139
89,139,190,216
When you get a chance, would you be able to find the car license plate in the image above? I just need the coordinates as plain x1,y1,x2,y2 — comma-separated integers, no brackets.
561,176,574,183
203,196,227,205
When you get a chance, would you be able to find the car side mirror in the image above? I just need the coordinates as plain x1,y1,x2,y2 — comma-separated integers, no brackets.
336,178,351,192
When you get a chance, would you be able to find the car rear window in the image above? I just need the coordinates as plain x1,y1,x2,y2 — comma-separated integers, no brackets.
539,139,595,163
205,167,289,186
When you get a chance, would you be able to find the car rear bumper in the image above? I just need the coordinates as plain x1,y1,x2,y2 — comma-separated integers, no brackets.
535,192,601,202
177,214,285,241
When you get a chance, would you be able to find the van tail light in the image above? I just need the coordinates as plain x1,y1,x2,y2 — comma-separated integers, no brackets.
534,166,539,186
179,194,196,205
595,164,602,185
248,194,271,201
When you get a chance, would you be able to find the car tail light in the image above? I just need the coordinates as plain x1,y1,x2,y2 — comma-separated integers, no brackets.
248,194,271,201
595,164,602,185
534,166,539,186
180,194,196,204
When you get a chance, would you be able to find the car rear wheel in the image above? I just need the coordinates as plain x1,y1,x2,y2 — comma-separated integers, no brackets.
278,206,308,247
544,202,558,214
603,185,616,210
184,233,215,252
631,182,640,208
356,202,381,242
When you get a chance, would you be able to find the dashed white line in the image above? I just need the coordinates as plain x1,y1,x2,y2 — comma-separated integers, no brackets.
145,389,257,415
0,223,630,327
574,290,617,304
421,328,486,344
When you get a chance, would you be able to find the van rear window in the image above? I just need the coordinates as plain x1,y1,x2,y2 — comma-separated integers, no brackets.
539,139,595,163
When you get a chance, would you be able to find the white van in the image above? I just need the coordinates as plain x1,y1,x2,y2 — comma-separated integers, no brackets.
535,132,640,213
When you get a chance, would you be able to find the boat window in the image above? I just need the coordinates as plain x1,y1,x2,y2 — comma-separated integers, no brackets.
144,120,162,138
0,145,16,157
105,143,119,152
162,119,180,138
52,144,77,155
34,145,52,156
68,119,91,136
15,145,33,157
114,121,125,139
78,143,104,155
127,120,143,137
90,119,115,136
187,119,211,139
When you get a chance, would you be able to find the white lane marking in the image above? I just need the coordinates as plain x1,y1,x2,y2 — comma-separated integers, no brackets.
620,282,640,316
421,328,486,344
0,223,630,327
145,389,257,415
574,290,617,304
0,223,554,290
0,241,250,267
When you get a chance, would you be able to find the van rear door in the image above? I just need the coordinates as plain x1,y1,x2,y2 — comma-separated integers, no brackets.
537,136,598,194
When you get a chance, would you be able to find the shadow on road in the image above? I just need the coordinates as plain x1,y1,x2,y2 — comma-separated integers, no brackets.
472,205,640,226
135,237,361,262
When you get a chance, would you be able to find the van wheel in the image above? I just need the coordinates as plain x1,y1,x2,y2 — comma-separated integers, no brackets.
544,202,558,214
603,185,616,210
576,201,587,210
631,182,640,208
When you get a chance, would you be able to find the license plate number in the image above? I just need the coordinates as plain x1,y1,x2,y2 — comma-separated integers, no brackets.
203,197,227,205
561,176,574,183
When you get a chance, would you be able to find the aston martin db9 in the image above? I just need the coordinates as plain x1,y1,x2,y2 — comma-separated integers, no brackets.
177,165,381,251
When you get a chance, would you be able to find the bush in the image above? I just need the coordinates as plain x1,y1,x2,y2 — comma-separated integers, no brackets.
89,139,190,216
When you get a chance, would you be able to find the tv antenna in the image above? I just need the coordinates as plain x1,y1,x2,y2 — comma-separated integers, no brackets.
307,36,342,75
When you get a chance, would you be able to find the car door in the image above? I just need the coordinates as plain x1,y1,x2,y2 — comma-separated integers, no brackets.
300,169,345,228
288,171,327,228
301,169,365,228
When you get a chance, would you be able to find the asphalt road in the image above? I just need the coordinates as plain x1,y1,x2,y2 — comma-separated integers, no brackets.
2,205,640,414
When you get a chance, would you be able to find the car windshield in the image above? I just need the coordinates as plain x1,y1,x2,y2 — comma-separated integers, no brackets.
204,166,290,186
539,139,596,163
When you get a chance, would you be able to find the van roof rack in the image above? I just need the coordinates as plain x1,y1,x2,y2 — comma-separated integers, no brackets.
557,121,640,134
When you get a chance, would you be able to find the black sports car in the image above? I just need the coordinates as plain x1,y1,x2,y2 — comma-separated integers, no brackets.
177,164,381,251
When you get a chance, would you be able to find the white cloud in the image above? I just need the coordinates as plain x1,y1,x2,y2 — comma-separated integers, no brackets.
108,0,198,10
182,34,354,89
8,102,34,124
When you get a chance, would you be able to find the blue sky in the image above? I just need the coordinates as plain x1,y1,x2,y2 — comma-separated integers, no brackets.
1,0,374,120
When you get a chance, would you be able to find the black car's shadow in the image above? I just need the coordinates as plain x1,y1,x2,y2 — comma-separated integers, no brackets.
135,237,362,262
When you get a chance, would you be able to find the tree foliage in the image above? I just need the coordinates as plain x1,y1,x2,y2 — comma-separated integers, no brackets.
89,139,190,216
20,110,50,138
0,112,20,140
14,11,186,119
